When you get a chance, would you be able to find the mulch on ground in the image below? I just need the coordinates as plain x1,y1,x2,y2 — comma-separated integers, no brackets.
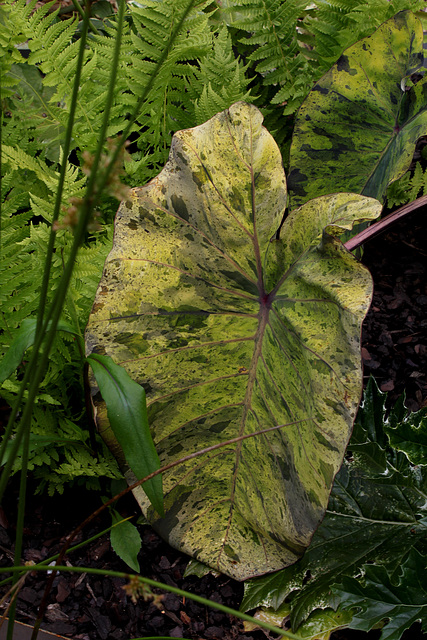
0,484,262,640
362,202,427,412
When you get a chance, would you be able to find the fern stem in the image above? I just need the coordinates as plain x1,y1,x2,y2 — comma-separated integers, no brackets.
1,564,301,640
0,0,92,481
35,0,92,338
6,425,30,640
60,248,85,357
27,4,126,634
80,0,126,204
70,0,100,35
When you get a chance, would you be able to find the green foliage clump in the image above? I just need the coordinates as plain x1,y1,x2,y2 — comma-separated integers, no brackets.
0,0,254,492
1,1,427,637
386,161,427,208
1,0,426,508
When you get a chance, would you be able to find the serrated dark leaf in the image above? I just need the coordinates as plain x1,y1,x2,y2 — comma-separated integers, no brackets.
348,377,388,473
335,549,427,640
110,511,141,573
385,401,427,466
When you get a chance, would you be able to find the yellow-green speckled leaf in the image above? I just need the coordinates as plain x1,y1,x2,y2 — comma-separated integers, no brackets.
243,604,352,639
288,11,427,207
85,102,381,580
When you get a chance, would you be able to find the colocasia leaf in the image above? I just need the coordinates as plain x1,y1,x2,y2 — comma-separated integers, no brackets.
335,549,427,640
288,11,427,207
85,102,381,580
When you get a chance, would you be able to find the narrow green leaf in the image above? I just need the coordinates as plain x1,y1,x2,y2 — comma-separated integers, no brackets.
0,318,78,384
110,511,141,573
86,102,381,580
288,11,427,207
87,353,163,516
335,549,427,640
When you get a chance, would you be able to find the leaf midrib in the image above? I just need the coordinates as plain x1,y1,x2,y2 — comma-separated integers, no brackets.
218,106,273,564
218,302,270,566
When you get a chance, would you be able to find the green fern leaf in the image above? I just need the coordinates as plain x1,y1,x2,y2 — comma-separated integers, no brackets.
386,161,427,208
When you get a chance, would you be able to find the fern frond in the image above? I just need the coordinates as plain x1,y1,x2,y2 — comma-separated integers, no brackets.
386,161,427,208
1,145,86,219
225,0,313,115
186,26,253,125
2,145,60,193
124,0,214,171
0,3,31,97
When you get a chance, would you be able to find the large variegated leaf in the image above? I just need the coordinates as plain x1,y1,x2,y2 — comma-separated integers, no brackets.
241,380,427,628
85,102,381,580
288,11,427,208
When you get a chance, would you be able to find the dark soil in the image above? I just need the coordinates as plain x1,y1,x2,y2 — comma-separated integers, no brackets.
361,204,427,412
0,480,425,640
0,206,426,639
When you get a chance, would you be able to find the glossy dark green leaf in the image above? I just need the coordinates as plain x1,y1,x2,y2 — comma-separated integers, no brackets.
85,102,380,580
87,353,163,516
347,377,388,473
242,384,427,628
386,399,427,465
335,549,427,640
288,11,427,208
